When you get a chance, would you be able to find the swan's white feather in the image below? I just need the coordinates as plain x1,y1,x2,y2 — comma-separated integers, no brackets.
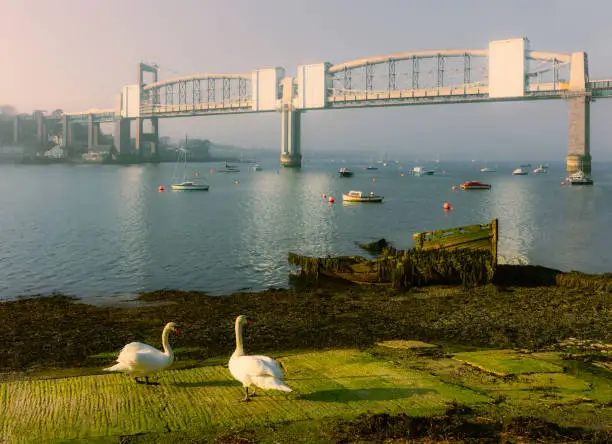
229,354,292,392
104,339,174,376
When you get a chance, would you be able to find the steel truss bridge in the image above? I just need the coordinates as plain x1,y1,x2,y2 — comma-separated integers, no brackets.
13,37,612,171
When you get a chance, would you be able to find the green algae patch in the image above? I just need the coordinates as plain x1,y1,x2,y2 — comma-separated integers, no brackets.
376,340,439,349
0,349,490,442
453,350,564,376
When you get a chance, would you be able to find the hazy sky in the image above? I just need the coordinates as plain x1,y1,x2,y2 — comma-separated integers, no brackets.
2,0,612,160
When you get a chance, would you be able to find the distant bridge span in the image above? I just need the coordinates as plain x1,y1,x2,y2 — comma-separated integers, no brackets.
14,37,612,173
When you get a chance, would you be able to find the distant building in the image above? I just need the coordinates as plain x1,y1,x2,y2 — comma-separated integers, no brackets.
44,145,65,159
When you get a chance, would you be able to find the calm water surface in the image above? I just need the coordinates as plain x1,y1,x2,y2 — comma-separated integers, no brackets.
1,157,611,302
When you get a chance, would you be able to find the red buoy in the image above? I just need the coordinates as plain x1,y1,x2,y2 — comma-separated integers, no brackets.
443,202,451,210
158,186,165,192
328,196,335,203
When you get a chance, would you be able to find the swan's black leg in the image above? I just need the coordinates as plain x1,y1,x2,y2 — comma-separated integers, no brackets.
248,388,256,397
240,386,251,402
145,376,160,386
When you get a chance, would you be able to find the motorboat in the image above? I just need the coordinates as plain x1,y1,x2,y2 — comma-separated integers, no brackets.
480,167,496,172
460,181,491,190
338,167,354,177
532,165,548,174
171,181,210,191
512,168,528,175
412,166,434,176
342,190,384,202
567,170,594,185
217,161,240,173
249,163,262,171
365,165,378,170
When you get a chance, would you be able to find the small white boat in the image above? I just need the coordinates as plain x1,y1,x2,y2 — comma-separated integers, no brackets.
412,166,434,176
480,167,496,172
338,167,354,177
532,165,548,174
249,163,262,172
512,168,528,175
217,161,240,173
342,190,384,203
171,181,210,191
567,170,594,185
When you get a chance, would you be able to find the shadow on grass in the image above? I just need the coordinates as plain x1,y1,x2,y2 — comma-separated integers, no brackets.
172,379,238,388
301,387,435,402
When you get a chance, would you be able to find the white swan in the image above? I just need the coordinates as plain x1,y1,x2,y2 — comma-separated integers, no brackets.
103,321,182,385
229,315,292,401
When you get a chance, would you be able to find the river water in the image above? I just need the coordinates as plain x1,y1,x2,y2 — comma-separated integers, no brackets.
1,157,611,302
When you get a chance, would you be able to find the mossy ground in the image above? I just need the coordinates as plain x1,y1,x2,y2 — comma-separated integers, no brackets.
1,279,611,442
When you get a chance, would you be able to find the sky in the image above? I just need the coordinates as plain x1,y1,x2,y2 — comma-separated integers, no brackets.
2,0,612,160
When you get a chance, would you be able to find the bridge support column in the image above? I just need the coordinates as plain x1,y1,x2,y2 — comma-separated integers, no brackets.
280,107,302,168
88,115,94,149
135,117,143,157
87,117,101,149
13,116,20,145
566,96,591,174
93,122,100,146
61,116,72,148
35,112,47,148
150,117,159,159
134,117,159,159
113,118,131,154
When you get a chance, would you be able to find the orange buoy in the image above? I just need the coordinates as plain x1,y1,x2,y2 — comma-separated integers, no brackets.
372,178,376,182
451,185,457,190
561,181,565,185
195,172,199,177
443,202,451,210
400,173,405,177
158,186,165,192
235,180,239,184
328,196,335,203
322,193,327,198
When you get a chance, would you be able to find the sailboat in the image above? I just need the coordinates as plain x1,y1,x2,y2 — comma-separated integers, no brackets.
480,161,496,172
171,136,210,191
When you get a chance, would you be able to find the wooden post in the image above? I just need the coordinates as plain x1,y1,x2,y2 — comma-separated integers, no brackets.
491,218,498,268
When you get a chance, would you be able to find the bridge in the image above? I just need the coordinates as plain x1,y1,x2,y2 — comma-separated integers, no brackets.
11,37,612,173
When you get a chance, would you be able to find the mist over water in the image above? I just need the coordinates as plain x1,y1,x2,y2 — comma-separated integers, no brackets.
1,155,611,302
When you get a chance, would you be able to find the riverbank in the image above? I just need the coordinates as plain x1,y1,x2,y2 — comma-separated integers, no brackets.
1,275,611,441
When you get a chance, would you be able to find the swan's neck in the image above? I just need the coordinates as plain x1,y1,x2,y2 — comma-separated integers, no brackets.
233,319,245,357
162,327,174,359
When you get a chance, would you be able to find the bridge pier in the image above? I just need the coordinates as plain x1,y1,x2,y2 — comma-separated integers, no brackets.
87,115,100,149
135,117,159,159
566,96,591,174
60,116,72,148
13,116,20,145
280,107,302,167
113,118,131,154
35,111,47,148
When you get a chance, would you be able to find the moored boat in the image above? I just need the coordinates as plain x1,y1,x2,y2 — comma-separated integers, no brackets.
342,190,384,202
512,168,527,175
338,167,354,177
412,166,434,176
171,182,210,191
460,181,491,190
567,170,594,185
217,161,240,173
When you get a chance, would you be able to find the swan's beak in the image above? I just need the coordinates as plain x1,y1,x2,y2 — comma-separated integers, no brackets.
174,328,183,336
